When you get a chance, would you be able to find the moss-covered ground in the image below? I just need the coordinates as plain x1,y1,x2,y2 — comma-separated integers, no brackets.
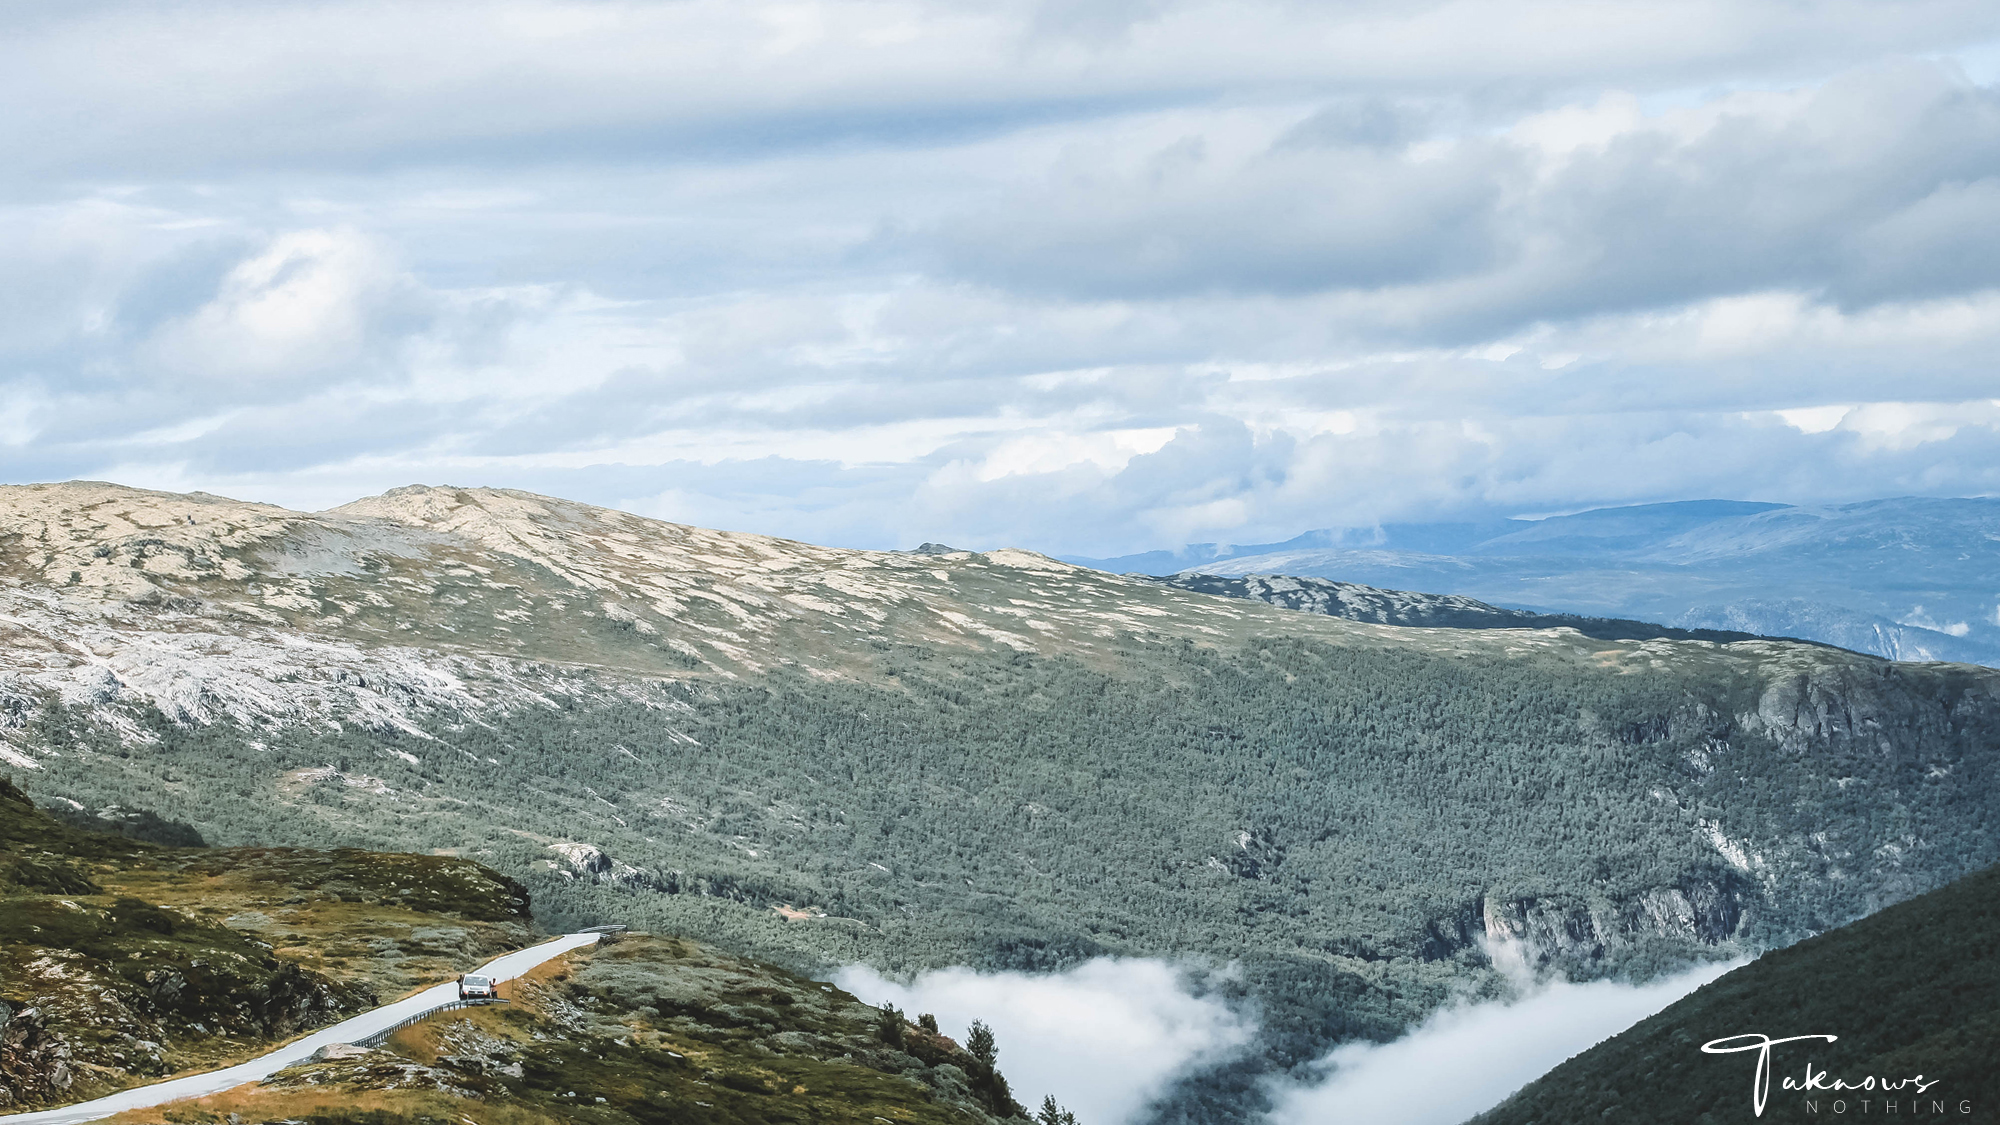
0,778,530,1108
4,782,1029,1123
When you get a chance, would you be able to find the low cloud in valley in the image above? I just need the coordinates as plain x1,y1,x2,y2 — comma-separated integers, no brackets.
836,958,1250,1125
1265,959,1742,1125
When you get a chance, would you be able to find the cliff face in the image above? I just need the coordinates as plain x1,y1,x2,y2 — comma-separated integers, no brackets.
1413,870,1754,977
1394,656,2000,979
1472,873,1754,974
1737,659,2000,751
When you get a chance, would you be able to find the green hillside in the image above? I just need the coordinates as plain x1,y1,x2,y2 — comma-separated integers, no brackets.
28,634,2000,1120
0,780,1029,1124
1473,862,2000,1125
0,774,532,1109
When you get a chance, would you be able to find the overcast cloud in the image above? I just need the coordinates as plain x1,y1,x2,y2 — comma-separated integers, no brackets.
4,1,1999,551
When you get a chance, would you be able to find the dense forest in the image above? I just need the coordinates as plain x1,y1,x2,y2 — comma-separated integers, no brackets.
21,630,2000,1122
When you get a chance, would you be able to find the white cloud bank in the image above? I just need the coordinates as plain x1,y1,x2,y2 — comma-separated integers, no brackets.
835,958,1251,1125
1265,959,1742,1125
834,955,1740,1125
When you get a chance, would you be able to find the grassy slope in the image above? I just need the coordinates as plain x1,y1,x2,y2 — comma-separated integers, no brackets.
0,777,533,1108
1472,862,2000,1125
126,935,1023,1125
1,781,1029,1125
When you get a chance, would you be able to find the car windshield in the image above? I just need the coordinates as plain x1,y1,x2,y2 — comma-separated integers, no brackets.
465,977,491,986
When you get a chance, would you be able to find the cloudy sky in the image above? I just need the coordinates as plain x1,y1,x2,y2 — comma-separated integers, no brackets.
6,0,2000,554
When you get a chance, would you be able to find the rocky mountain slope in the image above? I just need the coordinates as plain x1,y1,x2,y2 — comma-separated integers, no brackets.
4,481,1999,1124
1073,498,2000,666
1473,860,2000,1125
0,778,1029,1125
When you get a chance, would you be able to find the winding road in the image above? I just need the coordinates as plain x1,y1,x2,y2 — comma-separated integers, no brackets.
2,932,604,1125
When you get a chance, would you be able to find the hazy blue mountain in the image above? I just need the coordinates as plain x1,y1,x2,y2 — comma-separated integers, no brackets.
1067,498,2000,666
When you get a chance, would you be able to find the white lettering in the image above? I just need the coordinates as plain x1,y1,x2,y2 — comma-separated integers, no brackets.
1703,1033,1840,1117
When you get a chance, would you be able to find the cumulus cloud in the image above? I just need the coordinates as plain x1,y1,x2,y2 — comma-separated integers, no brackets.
1264,959,1741,1125
146,228,434,389
835,959,1251,1125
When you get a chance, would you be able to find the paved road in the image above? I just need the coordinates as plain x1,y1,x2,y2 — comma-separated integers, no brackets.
1,932,603,1125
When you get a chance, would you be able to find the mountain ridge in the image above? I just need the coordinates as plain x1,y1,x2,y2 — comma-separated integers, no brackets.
1149,573,1801,648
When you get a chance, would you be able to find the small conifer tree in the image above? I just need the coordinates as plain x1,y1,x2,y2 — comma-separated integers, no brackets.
966,1019,997,1065
876,1003,905,1046
1037,1094,1080,1125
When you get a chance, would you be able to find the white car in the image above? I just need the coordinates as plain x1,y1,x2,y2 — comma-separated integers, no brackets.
456,974,498,1001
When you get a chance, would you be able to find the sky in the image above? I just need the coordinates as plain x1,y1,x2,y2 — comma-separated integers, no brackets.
5,0,2000,555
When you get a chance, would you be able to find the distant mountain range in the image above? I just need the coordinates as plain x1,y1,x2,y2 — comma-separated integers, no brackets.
1067,498,2000,666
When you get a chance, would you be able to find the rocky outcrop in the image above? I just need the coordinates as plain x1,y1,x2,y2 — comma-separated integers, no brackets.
1421,871,1755,974
1482,895,1609,968
1209,828,1285,879
136,959,355,1040
547,842,659,890
1738,659,2000,754
0,1003,72,1108
1742,664,1894,749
